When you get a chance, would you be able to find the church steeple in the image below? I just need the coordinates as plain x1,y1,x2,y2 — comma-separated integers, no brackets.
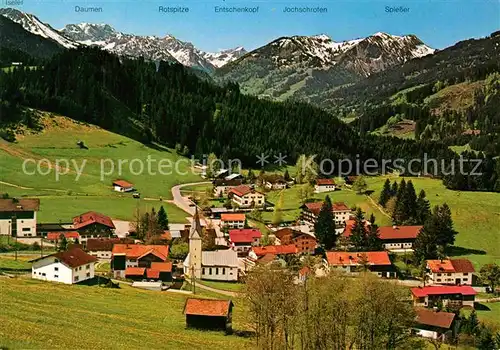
190,207,202,240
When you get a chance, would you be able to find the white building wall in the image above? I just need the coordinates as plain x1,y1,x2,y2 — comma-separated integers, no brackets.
334,210,350,226
428,271,473,285
16,214,37,237
315,185,336,193
0,220,11,236
415,329,439,339
72,263,95,283
89,250,113,262
201,266,238,281
32,258,73,284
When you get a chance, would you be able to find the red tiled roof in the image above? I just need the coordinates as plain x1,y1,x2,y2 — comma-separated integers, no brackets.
86,238,133,252
326,251,392,266
146,269,160,279
221,213,245,221
31,248,97,268
112,180,134,188
332,202,350,211
316,178,335,186
72,211,115,230
125,267,145,276
46,231,80,241
450,259,476,273
378,226,422,240
184,298,233,317
150,262,173,272
229,229,262,243
112,244,169,261
415,308,455,329
257,253,277,264
303,201,350,216
411,286,477,298
228,185,262,197
252,244,298,256
427,259,475,273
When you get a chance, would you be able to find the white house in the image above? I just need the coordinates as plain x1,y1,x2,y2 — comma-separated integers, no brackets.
184,208,239,281
0,198,40,237
112,180,134,192
228,185,265,208
30,248,97,284
314,179,336,193
426,259,475,286
220,213,246,229
413,308,456,341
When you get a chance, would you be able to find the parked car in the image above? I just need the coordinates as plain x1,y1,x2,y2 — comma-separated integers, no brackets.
133,192,140,198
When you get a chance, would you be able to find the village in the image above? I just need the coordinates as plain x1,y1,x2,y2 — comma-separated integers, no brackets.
1,169,499,348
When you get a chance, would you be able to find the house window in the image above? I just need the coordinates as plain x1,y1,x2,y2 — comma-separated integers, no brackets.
42,273,46,277
447,273,452,276
54,275,59,278
202,268,205,275
22,227,30,231
437,279,441,282
54,267,59,271
463,278,468,282
216,268,219,275
464,273,469,276
209,268,212,275
222,268,226,275
86,273,90,278
74,276,79,282
437,273,441,276
86,264,90,270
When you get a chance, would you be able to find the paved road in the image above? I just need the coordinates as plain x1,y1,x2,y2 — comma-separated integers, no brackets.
171,181,211,215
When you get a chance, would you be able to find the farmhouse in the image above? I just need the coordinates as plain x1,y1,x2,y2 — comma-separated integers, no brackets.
262,174,288,190
220,213,245,229
86,238,133,261
413,308,456,341
326,251,396,278
314,178,336,193
72,211,115,238
274,228,317,254
111,244,169,278
228,185,265,208
112,180,134,192
46,231,80,243
301,201,351,226
0,198,40,237
411,285,477,308
426,259,475,286
249,244,298,259
31,247,97,284
213,179,244,197
377,225,423,251
229,228,262,254
184,298,234,332
124,261,173,282
184,208,239,281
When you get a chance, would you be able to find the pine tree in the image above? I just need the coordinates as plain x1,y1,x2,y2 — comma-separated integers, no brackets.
477,325,496,350
391,181,399,197
314,195,336,249
379,179,391,207
413,216,439,263
158,205,169,230
393,179,407,224
349,208,368,251
435,203,458,249
415,189,431,224
283,169,291,181
404,180,418,223
247,169,256,183
366,223,383,251
57,234,68,252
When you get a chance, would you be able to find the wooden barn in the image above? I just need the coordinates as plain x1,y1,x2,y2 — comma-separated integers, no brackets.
183,298,233,333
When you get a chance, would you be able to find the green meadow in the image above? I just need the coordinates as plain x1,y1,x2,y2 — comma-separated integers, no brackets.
0,114,201,223
262,175,500,268
0,277,252,349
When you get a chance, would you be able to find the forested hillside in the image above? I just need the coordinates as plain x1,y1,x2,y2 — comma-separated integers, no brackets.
1,47,498,191
0,16,63,65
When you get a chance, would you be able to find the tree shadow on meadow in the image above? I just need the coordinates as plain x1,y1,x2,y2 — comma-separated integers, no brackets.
447,246,487,256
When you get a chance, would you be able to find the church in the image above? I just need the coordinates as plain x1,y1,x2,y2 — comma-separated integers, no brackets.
183,208,239,282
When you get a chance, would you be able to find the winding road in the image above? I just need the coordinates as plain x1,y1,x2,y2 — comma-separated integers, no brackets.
171,181,211,215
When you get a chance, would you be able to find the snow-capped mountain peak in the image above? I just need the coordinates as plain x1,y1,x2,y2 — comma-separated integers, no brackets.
0,8,77,49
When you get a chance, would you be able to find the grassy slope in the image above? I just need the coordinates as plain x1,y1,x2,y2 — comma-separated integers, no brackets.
0,114,201,223
366,175,500,268
0,278,251,349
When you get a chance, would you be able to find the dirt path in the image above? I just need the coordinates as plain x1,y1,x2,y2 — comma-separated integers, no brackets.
186,278,240,297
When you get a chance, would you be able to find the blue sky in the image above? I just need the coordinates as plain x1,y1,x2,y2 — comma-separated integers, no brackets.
6,0,500,52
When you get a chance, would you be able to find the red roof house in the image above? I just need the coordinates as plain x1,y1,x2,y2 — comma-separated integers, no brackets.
250,244,298,257
411,286,477,308
113,180,134,192
46,231,80,241
326,251,395,278
184,298,234,332
72,211,115,232
229,229,262,244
